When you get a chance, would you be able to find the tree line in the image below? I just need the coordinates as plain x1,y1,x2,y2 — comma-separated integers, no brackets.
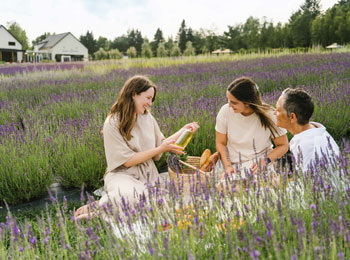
5,0,350,60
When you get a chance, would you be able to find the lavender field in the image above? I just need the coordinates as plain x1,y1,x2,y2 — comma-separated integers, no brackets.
0,53,350,259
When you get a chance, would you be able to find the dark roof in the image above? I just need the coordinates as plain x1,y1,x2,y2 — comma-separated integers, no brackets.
0,24,23,49
35,32,87,51
37,32,70,50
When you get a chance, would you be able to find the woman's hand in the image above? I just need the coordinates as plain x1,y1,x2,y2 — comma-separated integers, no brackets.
160,139,184,155
165,122,200,144
182,122,200,133
251,157,269,174
221,165,236,179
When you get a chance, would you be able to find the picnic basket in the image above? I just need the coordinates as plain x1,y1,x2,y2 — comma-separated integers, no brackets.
168,156,212,193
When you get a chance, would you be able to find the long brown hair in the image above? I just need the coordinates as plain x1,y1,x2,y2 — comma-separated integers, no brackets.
110,75,157,140
227,77,279,138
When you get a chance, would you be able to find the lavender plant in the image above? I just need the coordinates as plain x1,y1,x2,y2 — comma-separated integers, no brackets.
0,143,348,259
0,53,349,205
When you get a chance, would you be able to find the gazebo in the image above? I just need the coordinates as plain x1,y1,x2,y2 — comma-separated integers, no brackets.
326,43,342,49
212,49,232,54
221,49,232,54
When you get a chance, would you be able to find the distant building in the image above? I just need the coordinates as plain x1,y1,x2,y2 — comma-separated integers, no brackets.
0,25,24,62
29,32,88,62
326,43,342,49
212,49,232,54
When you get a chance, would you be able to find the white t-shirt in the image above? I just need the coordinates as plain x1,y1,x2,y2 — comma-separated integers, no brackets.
289,122,340,173
215,104,287,164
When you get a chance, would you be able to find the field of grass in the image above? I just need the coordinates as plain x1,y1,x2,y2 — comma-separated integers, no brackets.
0,52,349,259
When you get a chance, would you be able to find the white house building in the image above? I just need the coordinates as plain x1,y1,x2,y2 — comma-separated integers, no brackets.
0,25,24,62
30,32,88,62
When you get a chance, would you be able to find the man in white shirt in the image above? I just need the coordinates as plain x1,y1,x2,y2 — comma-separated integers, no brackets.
274,88,340,173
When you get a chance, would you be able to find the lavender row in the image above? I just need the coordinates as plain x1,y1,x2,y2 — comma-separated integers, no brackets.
0,53,349,204
0,142,349,258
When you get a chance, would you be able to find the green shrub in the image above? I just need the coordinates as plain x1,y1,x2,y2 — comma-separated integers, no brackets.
108,48,123,60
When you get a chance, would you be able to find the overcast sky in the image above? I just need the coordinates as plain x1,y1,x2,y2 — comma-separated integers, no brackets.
0,0,339,43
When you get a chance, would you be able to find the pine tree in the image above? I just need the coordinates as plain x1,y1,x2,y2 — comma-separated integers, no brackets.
177,20,187,52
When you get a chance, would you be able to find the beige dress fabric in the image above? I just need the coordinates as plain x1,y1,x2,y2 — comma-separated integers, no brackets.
215,104,287,178
99,112,165,208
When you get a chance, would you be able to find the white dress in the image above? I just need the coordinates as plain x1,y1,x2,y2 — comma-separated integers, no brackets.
99,112,165,208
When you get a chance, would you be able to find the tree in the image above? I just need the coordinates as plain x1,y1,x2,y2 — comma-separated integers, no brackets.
141,42,153,58
32,32,53,46
151,28,165,56
311,14,327,45
259,19,275,50
311,3,350,46
127,29,144,56
223,25,243,52
186,28,195,45
183,41,195,56
109,49,123,59
80,31,97,56
96,36,110,51
203,29,221,53
6,21,29,50
157,42,168,57
289,10,310,47
241,16,260,49
177,20,188,52
165,37,175,54
171,45,181,57
110,35,129,53
272,22,290,48
126,47,137,58
289,0,321,47
191,30,205,55
94,48,108,60
300,0,321,17
201,46,209,54
338,0,350,6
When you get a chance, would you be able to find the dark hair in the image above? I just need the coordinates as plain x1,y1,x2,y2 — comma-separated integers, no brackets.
227,76,279,137
110,75,157,140
282,88,314,125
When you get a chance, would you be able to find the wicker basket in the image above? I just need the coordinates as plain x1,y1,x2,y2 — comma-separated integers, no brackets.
168,156,212,193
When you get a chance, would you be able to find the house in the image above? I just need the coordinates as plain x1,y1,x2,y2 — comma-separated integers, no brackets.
0,25,24,62
29,32,88,62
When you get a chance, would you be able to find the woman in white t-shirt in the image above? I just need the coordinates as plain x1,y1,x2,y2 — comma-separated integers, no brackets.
216,77,288,179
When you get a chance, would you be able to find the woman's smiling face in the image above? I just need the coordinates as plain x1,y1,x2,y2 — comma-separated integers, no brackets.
226,91,251,114
133,87,155,114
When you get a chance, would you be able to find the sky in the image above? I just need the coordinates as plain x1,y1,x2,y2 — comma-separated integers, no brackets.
0,0,339,44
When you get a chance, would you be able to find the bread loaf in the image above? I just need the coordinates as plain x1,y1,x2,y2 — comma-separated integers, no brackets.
202,152,219,172
209,152,219,165
200,149,211,169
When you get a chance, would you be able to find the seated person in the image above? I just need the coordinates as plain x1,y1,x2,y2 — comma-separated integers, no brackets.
216,76,288,180
75,75,199,219
274,88,340,173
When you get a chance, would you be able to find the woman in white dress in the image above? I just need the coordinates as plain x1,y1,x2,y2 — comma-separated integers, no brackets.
216,76,288,180
75,75,199,219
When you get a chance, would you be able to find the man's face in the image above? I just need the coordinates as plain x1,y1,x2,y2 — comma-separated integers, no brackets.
274,96,291,129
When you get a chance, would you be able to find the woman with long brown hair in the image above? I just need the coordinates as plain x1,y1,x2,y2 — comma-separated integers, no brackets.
75,75,199,219
216,76,288,179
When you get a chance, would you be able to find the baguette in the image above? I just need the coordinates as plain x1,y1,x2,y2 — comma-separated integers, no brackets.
202,151,219,172
200,149,211,168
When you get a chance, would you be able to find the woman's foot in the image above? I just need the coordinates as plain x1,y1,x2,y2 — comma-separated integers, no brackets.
74,204,97,220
